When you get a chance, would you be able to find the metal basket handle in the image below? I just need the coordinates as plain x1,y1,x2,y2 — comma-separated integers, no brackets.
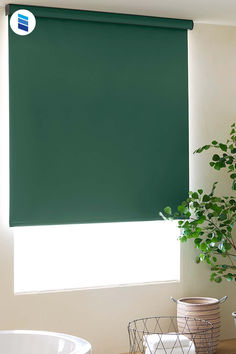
171,296,178,303
218,296,228,304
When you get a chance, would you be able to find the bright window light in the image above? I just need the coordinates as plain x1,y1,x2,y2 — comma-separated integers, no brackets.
14,220,180,293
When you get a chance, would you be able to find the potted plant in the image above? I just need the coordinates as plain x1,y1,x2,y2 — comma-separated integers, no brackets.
160,123,236,284
160,123,236,340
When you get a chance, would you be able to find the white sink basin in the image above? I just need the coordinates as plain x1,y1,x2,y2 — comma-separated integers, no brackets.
0,330,92,354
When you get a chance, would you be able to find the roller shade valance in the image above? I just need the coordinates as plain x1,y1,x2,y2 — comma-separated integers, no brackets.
8,4,193,226
6,4,193,29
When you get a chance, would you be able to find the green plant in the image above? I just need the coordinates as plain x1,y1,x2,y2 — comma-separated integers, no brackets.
160,123,236,283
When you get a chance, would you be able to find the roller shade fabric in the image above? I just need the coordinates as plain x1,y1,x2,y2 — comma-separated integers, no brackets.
7,4,193,226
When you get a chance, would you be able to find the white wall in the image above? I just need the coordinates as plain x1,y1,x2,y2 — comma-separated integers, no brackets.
0,12,236,353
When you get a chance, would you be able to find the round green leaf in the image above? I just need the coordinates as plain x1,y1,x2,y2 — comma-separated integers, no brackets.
212,154,220,161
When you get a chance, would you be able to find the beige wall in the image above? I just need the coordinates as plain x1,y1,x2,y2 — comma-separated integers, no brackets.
0,12,235,354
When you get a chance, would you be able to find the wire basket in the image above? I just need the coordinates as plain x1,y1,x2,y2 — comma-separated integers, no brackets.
128,316,214,354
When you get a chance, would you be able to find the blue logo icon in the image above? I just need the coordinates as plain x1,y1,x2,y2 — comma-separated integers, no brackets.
18,13,29,32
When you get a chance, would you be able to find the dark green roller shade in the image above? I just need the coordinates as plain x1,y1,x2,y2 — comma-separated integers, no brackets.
8,4,192,226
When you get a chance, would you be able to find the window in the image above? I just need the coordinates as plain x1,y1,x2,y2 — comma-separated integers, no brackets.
8,5,190,293
14,221,180,293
